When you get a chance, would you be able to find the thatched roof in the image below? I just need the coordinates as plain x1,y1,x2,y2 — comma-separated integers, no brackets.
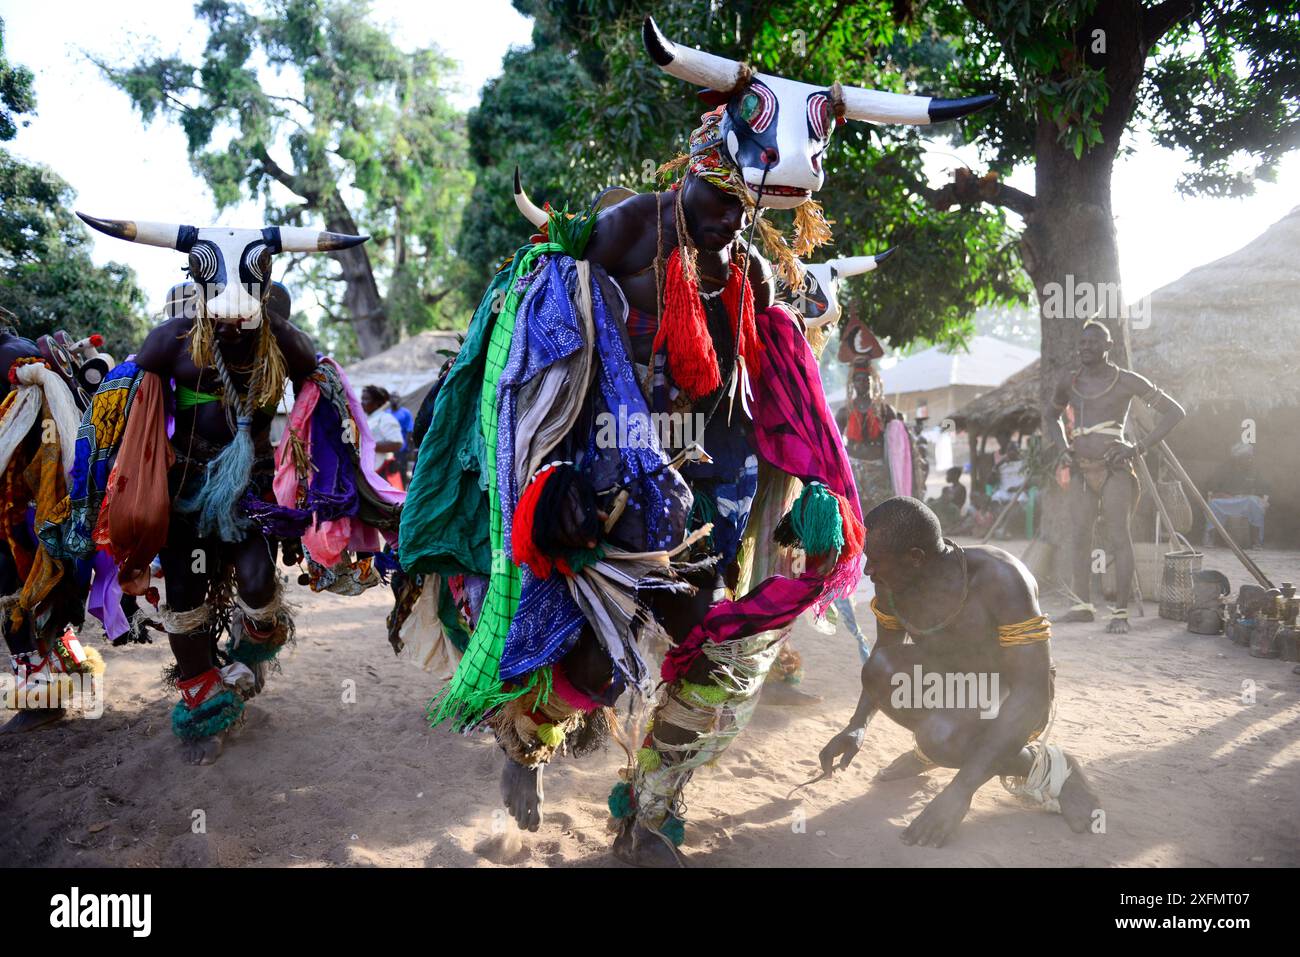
950,358,1041,435
1129,205,1300,412
342,330,462,405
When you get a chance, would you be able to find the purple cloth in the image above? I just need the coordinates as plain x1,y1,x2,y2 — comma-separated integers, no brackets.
88,548,129,642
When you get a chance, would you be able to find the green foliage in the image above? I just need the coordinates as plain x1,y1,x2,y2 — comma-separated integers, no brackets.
461,0,1030,347
99,0,473,348
0,16,37,142
0,151,150,354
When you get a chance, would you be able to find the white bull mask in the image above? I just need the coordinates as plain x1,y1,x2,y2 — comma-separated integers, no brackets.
783,250,895,328
643,16,995,210
77,213,367,329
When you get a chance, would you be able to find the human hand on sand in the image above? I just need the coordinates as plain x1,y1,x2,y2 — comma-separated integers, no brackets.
818,727,865,777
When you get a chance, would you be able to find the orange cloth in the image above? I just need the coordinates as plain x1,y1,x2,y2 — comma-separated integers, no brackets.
102,372,174,579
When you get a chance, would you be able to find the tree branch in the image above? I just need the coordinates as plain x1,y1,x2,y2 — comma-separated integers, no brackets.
887,156,1038,218
1142,0,1199,45
253,146,314,203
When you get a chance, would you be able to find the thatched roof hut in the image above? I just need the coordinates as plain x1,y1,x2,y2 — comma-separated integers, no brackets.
1130,205,1300,542
1130,206,1300,412
949,358,1041,437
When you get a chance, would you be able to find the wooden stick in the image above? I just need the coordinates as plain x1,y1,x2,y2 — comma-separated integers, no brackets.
1152,438,1273,589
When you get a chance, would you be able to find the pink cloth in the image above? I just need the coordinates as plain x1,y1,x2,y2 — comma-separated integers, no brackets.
273,361,405,568
661,306,864,683
885,418,913,498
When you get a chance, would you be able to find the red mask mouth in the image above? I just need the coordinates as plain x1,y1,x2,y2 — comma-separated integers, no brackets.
749,183,811,198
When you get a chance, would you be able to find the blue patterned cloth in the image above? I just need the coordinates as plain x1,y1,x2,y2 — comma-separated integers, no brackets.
39,360,142,560
498,570,586,681
496,257,584,561
496,256,691,684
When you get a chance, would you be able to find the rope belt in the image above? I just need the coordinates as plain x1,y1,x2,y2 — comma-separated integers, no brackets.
1069,419,1124,439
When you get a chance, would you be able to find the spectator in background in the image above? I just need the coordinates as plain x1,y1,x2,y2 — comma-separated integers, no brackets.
927,466,967,532
389,389,415,484
361,385,405,490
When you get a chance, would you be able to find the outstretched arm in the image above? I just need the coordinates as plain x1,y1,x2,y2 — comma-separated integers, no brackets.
818,611,907,773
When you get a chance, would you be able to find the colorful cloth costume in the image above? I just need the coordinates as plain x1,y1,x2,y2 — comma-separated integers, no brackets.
402,200,864,851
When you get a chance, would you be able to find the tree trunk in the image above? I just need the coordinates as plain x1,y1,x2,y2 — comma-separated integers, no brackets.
321,193,393,357
1018,0,1151,585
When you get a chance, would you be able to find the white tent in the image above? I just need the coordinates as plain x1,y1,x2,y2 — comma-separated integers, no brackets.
880,336,1039,396
826,335,1038,425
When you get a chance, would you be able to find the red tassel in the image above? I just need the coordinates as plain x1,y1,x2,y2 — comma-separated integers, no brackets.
512,466,557,577
834,492,865,562
653,248,722,400
846,410,865,444
721,258,762,383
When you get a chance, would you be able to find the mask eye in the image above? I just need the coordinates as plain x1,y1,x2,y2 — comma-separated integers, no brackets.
736,83,775,132
808,92,833,141
188,243,219,283
243,243,271,282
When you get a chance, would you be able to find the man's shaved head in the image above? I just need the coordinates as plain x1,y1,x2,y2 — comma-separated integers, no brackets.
864,497,943,556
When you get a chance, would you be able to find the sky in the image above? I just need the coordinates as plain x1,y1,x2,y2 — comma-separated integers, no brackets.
4,0,1298,322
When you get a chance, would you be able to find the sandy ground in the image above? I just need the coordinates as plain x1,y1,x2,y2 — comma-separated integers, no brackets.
2,539,1297,868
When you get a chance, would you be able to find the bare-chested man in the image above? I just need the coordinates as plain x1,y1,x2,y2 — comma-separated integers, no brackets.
1046,321,1185,633
818,497,1100,847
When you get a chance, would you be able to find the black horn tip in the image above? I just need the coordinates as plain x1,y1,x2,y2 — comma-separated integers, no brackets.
319,232,369,251
513,165,522,194
927,94,998,123
76,212,136,241
643,16,674,66
874,247,898,265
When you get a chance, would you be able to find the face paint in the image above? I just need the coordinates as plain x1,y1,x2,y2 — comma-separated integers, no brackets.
77,214,367,327
643,16,996,210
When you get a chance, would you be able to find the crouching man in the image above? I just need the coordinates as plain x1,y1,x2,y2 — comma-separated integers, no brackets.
817,497,1101,847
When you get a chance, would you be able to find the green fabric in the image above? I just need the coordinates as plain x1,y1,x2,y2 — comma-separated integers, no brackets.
426,243,562,729
176,384,221,410
399,263,517,577
175,383,278,416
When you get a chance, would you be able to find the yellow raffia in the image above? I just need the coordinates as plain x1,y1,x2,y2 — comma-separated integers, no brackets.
187,298,287,412
870,596,903,631
997,615,1053,646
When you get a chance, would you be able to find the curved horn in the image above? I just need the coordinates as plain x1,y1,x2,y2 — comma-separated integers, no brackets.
832,248,896,278
839,86,996,126
76,212,194,250
643,16,744,92
275,226,369,253
513,166,549,229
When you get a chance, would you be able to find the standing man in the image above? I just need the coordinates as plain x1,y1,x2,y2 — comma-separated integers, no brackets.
362,385,405,490
1045,320,1185,633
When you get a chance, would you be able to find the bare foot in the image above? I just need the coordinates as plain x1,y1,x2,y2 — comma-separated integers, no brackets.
761,681,823,707
0,707,66,734
180,733,225,765
1057,752,1101,834
1106,617,1130,634
499,757,544,832
1063,607,1095,623
874,750,933,782
612,823,683,867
